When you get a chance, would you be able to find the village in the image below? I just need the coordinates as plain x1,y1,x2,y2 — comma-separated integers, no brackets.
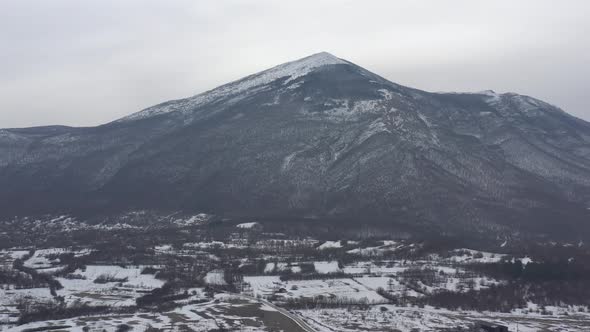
1,212,590,332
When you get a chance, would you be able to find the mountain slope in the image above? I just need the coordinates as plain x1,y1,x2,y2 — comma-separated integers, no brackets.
1,52,589,237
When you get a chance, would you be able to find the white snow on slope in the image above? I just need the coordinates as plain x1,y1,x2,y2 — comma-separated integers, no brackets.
448,249,505,263
51,265,164,307
120,52,346,122
317,241,343,250
236,222,260,229
314,261,341,274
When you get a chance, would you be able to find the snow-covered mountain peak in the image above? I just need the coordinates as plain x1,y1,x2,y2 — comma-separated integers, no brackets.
233,51,347,88
120,52,348,122
3,53,590,238
280,51,347,71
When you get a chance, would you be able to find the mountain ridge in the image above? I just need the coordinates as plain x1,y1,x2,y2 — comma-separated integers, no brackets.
117,52,353,122
1,52,589,239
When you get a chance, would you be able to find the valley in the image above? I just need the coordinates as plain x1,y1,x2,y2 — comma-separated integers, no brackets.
1,213,589,331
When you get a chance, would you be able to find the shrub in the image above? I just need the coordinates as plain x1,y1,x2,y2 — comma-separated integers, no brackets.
115,324,132,332
93,274,128,284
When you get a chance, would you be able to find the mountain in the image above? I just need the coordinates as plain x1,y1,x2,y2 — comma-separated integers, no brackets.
1,52,590,238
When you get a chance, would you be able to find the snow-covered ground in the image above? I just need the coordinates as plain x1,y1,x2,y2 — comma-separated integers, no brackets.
346,240,411,256
342,261,407,274
0,249,29,268
3,294,286,332
243,276,386,303
297,304,590,332
447,248,506,263
22,248,92,274
317,241,342,250
313,261,340,274
236,222,260,229
1,228,585,332
23,248,66,270
55,265,164,306
0,287,55,307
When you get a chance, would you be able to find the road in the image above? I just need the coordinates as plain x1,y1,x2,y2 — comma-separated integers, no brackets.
208,285,317,332
213,288,317,332
255,296,317,332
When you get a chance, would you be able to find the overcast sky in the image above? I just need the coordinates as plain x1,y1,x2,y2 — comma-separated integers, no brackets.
1,0,589,127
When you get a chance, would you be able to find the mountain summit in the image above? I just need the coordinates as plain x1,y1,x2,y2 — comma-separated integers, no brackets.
119,52,354,122
1,53,590,238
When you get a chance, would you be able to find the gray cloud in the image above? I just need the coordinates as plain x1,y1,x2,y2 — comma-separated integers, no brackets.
1,0,589,127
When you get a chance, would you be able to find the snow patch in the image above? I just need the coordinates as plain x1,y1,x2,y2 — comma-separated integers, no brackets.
120,52,346,122
236,222,260,229
317,241,343,250
314,261,341,274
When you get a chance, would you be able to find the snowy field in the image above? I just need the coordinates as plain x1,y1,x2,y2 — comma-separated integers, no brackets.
55,265,165,306
4,294,304,332
243,276,386,303
22,248,92,274
0,250,29,267
297,305,590,332
1,224,587,332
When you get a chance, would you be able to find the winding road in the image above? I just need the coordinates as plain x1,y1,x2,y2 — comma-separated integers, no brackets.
255,296,317,332
209,285,317,332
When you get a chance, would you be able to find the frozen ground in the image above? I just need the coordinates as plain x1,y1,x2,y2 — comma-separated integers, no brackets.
296,305,590,332
22,248,92,274
313,261,340,274
3,294,310,332
244,276,386,303
2,226,588,332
